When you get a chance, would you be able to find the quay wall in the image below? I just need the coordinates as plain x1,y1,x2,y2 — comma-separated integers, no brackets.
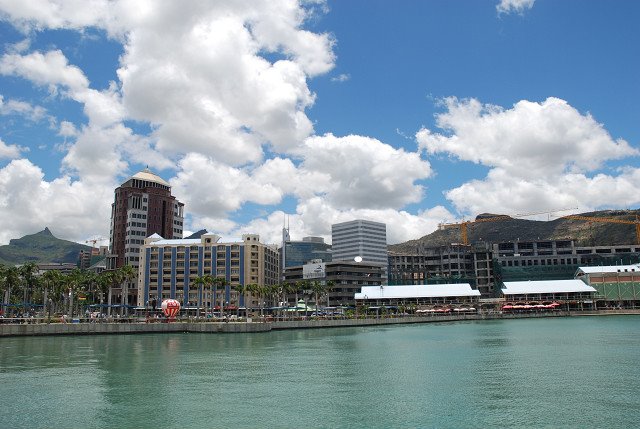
2,309,640,337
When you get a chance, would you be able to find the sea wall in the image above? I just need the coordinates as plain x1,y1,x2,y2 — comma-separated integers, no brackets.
2,309,639,337
0,321,271,337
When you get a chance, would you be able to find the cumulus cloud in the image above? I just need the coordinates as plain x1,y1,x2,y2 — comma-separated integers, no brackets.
207,202,455,246
0,95,48,122
299,133,432,209
171,152,284,218
0,158,114,244
417,97,640,216
496,0,535,15
0,137,25,159
116,1,330,163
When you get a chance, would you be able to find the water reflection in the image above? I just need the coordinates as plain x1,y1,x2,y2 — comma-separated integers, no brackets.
2,317,640,428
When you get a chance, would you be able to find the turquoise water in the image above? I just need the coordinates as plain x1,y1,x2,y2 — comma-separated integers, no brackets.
2,316,640,428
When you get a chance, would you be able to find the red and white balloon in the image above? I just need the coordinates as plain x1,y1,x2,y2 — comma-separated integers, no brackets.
161,299,181,319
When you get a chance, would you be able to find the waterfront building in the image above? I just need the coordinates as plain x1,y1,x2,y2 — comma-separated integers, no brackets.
282,260,383,307
109,168,185,270
575,264,640,307
354,284,481,308
391,240,640,298
281,234,332,269
137,232,279,310
501,280,597,310
332,219,388,283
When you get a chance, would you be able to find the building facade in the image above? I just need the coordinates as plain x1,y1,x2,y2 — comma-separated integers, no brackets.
391,240,640,298
109,168,184,271
283,260,383,307
332,219,388,283
137,232,279,310
281,235,332,268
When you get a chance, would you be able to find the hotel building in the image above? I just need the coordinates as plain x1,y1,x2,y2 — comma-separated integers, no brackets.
137,232,279,309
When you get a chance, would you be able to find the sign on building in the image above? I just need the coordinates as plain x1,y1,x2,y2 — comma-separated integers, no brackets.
303,262,326,279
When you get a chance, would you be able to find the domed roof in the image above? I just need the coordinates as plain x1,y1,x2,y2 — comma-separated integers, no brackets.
129,168,170,187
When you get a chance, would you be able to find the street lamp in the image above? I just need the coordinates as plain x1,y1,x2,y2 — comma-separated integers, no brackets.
47,298,52,324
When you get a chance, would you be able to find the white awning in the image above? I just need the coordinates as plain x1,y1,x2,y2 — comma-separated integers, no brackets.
502,280,596,295
355,284,480,300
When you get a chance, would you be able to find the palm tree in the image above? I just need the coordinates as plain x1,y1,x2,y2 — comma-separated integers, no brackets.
193,274,213,318
41,269,62,316
19,262,38,313
212,276,227,319
245,283,259,319
233,283,252,319
104,269,124,316
2,266,20,315
95,271,110,314
310,280,326,316
119,265,137,316
325,280,336,308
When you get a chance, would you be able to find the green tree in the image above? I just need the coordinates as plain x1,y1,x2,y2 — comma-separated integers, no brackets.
212,276,227,319
41,269,63,315
193,274,213,318
19,262,38,313
119,265,137,316
1,265,21,314
310,280,326,316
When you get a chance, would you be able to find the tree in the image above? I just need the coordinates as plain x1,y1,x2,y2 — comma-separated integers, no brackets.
325,280,336,308
41,269,63,315
233,283,252,319
212,276,227,319
310,280,326,316
245,283,259,319
103,269,124,316
119,265,137,316
1,265,20,313
193,274,213,318
19,262,38,313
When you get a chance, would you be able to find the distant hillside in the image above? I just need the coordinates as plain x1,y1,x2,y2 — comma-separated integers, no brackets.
0,227,92,266
390,209,640,253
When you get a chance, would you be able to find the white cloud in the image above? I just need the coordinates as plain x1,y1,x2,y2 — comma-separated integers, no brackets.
330,73,350,83
0,137,24,159
418,97,636,178
0,158,114,244
0,50,89,92
417,97,640,217
0,95,48,122
299,133,432,209
170,153,284,218
116,2,328,163
496,0,535,15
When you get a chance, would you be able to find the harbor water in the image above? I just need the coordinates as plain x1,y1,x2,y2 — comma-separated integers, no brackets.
1,316,640,428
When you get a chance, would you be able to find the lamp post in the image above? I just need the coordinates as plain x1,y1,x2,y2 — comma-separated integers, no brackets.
47,298,52,324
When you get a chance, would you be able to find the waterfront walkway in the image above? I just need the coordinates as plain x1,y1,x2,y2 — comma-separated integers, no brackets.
1,309,640,337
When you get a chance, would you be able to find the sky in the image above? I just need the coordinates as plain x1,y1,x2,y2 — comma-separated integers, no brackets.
0,0,638,247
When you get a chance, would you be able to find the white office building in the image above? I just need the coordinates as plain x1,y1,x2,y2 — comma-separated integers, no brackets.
332,219,388,283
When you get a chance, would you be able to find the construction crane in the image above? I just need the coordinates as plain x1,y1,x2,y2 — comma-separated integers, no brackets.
560,214,640,245
85,236,106,253
439,207,578,245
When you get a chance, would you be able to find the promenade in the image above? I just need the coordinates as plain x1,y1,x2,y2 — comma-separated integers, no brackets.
2,309,639,337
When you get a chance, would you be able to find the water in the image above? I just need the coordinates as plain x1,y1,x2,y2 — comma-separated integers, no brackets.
2,316,640,428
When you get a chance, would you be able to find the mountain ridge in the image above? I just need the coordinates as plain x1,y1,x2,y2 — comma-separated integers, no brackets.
389,209,640,253
0,228,92,266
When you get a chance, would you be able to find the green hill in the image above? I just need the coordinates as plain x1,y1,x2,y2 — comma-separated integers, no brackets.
390,209,640,253
0,227,92,266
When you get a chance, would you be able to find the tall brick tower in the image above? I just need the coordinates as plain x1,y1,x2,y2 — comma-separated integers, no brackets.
108,168,184,270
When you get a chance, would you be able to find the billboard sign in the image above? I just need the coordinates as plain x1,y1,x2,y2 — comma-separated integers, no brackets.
303,262,326,279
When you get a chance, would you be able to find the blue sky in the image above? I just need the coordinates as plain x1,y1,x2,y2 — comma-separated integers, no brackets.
0,0,638,246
